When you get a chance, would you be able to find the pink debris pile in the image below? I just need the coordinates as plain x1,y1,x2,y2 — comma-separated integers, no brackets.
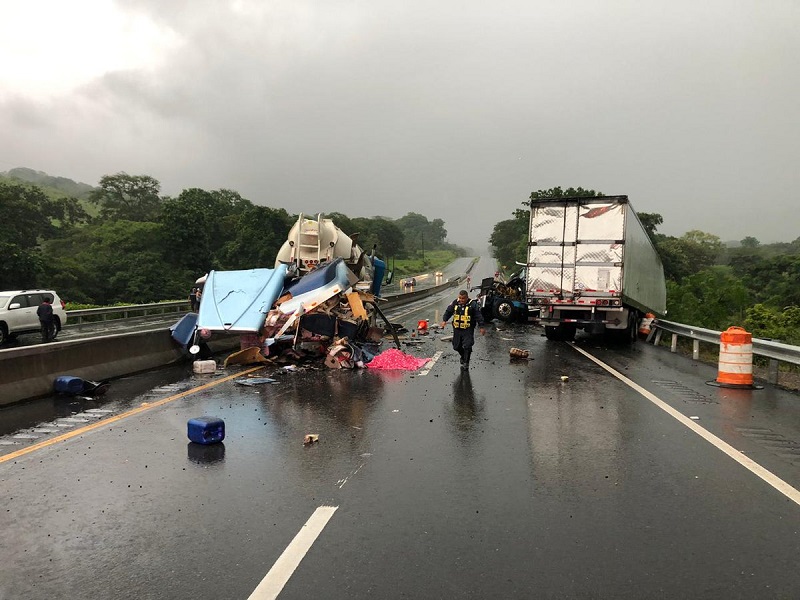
366,348,431,371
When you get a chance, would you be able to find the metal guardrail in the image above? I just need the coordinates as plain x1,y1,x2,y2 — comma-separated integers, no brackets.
66,301,189,325
382,277,461,309
650,318,800,385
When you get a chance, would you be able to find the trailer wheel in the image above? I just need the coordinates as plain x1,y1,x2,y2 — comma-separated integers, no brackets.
544,326,561,341
544,324,575,341
626,312,639,343
608,312,638,344
560,324,576,342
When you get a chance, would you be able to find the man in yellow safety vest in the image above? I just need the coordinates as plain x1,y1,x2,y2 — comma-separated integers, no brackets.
441,289,486,370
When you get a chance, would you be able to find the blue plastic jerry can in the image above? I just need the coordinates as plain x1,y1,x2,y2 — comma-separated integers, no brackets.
187,417,225,445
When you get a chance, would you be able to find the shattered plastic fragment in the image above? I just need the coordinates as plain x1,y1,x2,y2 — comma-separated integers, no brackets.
234,377,278,386
224,346,269,367
304,434,319,445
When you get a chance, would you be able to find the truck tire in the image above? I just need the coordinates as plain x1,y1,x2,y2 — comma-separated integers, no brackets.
544,326,561,341
608,312,638,344
544,324,575,341
626,312,639,343
559,324,576,342
493,299,515,322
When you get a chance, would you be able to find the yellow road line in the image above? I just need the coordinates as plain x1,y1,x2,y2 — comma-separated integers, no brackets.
0,366,264,464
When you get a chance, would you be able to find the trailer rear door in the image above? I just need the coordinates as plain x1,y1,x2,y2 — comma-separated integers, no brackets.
526,202,579,298
527,197,627,301
574,201,625,296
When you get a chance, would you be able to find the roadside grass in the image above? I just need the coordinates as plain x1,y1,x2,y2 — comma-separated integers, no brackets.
387,250,460,277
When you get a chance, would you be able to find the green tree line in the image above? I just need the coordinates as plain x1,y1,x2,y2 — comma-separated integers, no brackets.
1,172,463,305
490,187,800,344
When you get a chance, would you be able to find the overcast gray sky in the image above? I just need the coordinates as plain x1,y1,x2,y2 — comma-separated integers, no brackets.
2,0,798,248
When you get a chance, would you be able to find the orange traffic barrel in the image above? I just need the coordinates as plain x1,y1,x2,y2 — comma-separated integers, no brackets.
715,326,754,387
638,313,655,338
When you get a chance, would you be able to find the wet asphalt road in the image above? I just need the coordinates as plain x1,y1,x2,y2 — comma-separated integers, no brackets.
2,257,800,599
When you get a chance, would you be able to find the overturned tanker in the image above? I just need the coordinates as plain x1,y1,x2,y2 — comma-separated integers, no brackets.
275,213,385,294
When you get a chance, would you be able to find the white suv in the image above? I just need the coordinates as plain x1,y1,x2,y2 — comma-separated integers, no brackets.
0,290,68,345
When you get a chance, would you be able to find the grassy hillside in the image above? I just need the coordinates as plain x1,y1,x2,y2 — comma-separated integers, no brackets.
1,167,98,216
2,167,95,198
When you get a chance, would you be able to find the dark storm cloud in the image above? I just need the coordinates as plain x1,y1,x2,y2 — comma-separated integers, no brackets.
2,0,798,246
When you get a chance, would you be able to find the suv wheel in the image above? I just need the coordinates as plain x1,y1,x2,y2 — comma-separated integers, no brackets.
0,323,8,345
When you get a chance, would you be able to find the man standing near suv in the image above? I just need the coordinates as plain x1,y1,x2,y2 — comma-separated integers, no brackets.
37,296,55,342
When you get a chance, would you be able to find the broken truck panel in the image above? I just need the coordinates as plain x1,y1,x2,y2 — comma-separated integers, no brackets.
170,312,198,346
197,264,288,332
277,258,354,314
223,347,270,368
345,292,368,321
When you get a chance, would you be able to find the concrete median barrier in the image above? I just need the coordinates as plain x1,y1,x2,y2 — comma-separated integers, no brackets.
0,330,237,407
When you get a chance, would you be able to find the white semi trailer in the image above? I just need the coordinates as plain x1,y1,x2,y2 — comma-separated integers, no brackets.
525,195,666,341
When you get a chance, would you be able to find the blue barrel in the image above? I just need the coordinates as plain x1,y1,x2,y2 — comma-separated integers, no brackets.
372,258,386,296
54,376,85,395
